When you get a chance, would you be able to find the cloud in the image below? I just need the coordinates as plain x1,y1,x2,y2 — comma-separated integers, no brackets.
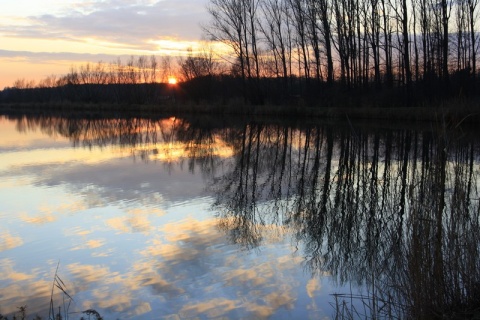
19,200,87,225
264,290,296,310
0,0,210,50
0,259,58,316
131,260,185,296
104,207,166,235
0,1,220,88
20,210,57,225
132,302,152,317
0,212,330,319
90,287,133,312
244,302,275,319
0,259,33,281
1,150,207,213
0,49,124,64
66,260,184,315
162,218,222,243
106,215,154,234
0,232,24,252
70,227,93,236
67,263,115,287
306,278,321,298
71,239,106,250
223,268,267,287
179,298,238,318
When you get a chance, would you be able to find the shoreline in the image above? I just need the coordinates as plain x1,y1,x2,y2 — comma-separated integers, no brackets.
0,98,479,124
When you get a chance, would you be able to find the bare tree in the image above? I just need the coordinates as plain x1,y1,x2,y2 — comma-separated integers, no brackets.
150,55,158,83
467,0,479,79
318,0,335,85
205,0,248,92
179,47,220,81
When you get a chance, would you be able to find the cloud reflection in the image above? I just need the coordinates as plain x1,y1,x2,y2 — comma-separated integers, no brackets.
71,239,106,251
179,298,237,318
306,278,322,298
106,215,153,234
0,116,345,319
0,259,33,281
90,214,309,318
0,211,327,319
0,232,24,252
0,259,61,316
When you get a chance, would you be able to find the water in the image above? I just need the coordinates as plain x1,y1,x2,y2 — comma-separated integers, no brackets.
0,113,479,319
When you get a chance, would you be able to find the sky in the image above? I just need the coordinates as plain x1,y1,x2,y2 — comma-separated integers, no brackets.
0,0,212,89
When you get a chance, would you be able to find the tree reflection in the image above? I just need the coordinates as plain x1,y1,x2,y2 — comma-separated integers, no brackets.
7,114,231,174
210,120,480,318
5,113,480,318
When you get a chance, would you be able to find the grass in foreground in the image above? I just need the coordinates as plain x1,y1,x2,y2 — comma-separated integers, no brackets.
0,263,103,320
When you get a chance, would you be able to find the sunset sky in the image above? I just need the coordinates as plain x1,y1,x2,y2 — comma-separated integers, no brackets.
0,0,211,89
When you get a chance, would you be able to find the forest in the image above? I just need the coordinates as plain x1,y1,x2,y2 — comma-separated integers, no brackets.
1,0,479,108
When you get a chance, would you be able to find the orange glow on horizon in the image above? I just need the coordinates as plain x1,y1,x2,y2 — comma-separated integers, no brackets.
168,77,178,85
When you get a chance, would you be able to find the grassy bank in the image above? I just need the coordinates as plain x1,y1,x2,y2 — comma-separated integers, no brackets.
0,95,479,124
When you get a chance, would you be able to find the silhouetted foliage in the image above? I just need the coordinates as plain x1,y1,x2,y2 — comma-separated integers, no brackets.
203,0,480,106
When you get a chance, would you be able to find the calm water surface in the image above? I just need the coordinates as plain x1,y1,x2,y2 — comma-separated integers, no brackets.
0,114,479,319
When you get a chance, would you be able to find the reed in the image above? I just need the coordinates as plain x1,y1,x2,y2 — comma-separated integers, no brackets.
0,263,103,320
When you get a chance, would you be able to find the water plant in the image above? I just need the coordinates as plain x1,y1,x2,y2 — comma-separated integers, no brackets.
0,263,103,320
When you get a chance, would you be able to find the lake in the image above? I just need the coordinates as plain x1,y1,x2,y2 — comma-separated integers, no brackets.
0,112,479,319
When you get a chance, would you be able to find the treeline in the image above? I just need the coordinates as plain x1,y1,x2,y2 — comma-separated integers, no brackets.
2,0,480,109
0,53,250,106
205,0,480,104
0,56,177,104
12,55,168,88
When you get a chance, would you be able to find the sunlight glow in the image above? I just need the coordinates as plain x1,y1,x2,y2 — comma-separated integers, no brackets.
168,77,177,85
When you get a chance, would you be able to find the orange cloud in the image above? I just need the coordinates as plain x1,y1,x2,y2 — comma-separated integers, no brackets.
67,263,114,286
223,268,267,287
106,215,153,235
179,298,238,318
71,239,105,251
306,278,321,298
0,259,33,281
0,232,24,252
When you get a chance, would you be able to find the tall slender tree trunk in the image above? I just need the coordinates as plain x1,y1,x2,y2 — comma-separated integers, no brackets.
441,0,450,82
402,0,412,88
468,0,477,80
320,0,334,85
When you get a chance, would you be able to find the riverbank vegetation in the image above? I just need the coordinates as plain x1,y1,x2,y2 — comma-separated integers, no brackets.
0,96,479,124
0,263,103,320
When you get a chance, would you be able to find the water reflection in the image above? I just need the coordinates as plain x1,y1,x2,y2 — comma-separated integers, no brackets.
1,114,479,319
210,121,480,318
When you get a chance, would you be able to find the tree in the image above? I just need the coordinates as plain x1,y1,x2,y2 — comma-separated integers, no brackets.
205,0,248,97
179,47,220,81
467,0,479,79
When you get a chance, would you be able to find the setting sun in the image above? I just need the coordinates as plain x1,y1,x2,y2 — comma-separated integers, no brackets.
168,77,177,85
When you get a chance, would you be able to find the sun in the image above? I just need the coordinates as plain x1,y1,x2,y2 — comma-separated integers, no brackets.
168,77,177,85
